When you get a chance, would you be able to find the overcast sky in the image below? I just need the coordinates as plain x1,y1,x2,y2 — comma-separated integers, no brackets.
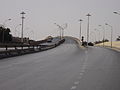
0,0,120,41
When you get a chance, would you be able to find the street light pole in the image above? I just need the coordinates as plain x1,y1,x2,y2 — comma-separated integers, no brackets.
79,19,83,42
54,23,61,39
86,13,91,46
15,24,21,36
62,23,67,38
54,23,64,40
20,11,26,43
113,11,120,40
99,25,105,47
94,29,98,42
105,23,113,48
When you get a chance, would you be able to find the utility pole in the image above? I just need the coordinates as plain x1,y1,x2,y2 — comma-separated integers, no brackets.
105,23,113,48
86,13,91,46
54,23,65,40
20,11,26,43
99,25,105,47
79,19,83,43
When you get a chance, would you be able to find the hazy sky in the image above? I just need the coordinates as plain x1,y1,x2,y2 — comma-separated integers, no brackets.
0,0,120,41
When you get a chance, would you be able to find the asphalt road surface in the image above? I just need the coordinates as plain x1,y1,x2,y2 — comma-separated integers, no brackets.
0,37,120,90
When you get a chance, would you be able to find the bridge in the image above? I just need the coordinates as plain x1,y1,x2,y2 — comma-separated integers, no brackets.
0,37,120,90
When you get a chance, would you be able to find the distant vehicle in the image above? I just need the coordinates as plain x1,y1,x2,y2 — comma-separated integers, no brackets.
47,39,52,42
82,41,87,46
88,42,94,46
47,37,53,43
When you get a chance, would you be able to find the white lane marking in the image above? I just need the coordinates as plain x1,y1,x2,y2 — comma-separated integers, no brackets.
80,73,83,76
74,81,80,85
71,86,77,89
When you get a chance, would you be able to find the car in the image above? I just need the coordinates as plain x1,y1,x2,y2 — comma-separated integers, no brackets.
88,42,94,46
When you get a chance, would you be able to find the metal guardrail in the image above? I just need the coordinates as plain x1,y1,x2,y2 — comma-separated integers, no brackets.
0,39,65,59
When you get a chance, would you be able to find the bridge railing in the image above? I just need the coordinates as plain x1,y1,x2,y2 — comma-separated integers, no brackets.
0,39,65,59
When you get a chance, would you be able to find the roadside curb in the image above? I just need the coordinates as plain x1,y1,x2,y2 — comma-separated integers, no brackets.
105,46,120,52
96,45,120,52
72,37,86,49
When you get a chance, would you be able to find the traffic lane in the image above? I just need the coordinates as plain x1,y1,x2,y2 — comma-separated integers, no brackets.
76,47,120,90
0,43,86,90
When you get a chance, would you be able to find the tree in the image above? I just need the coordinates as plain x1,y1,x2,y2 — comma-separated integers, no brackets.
0,26,12,43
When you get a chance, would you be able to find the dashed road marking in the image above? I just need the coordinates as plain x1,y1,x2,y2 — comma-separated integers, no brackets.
70,55,88,90
74,81,80,85
80,73,83,76
71,86,77,90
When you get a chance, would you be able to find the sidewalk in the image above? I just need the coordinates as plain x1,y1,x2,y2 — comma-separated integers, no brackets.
96,41,120,52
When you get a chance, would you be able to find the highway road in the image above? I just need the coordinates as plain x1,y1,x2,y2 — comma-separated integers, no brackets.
0,37,120,90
